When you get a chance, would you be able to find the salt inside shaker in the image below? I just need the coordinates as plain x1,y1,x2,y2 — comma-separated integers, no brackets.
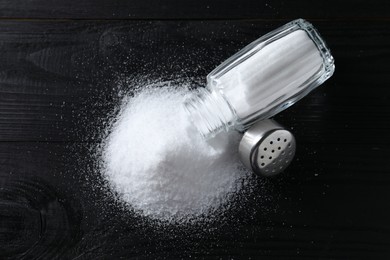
184,19,335,138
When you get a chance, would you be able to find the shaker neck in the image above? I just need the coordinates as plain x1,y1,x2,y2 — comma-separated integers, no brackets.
184,88,236,138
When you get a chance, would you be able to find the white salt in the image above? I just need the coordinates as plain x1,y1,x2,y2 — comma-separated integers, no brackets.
101,85,249,222
216,30,323,118
186,27,329,138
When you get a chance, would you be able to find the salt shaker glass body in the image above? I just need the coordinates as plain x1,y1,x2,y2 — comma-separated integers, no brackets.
184,19,335,138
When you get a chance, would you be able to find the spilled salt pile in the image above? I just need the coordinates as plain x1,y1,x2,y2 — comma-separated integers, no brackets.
101,85,250,222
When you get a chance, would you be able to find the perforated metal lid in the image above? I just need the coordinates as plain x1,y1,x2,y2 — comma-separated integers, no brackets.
239,119,296,176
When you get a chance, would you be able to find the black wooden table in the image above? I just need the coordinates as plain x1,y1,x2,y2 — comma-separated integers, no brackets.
0,1,389,259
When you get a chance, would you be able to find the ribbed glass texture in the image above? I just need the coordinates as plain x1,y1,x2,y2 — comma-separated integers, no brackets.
184,19,335,138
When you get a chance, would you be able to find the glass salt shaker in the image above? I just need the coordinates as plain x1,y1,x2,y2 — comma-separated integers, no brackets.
184,19,335,138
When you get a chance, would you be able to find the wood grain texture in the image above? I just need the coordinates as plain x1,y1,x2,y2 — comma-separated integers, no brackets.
0,20,389,143
0,17,389,260
0,142,389,259
0,0,388,19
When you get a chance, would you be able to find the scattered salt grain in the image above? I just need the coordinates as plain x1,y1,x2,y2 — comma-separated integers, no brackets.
101,85,250,222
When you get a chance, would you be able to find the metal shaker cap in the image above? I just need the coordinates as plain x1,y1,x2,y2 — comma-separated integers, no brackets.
239,119,296,176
